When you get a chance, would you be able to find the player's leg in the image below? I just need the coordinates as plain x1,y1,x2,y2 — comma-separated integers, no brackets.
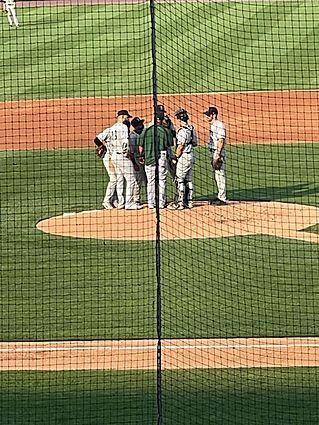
145,165,156,209
214,163,227,202
171,154,191,209
185,166,194,208
102,155,118,208
6,7,13,26
11,5,19,27
158,150,168,209
112,156,126,208
122,157,139,209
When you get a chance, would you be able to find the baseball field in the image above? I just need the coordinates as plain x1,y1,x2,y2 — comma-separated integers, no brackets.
1,1,319,424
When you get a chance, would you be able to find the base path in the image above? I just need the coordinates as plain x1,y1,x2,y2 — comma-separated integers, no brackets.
1,90,319,150
1,337,319,370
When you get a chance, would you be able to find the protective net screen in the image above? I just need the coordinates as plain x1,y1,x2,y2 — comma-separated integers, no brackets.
1,0,319,424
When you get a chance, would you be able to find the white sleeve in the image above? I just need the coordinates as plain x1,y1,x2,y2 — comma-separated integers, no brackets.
96,128,111,142
176,128,188,146
216,122,226,140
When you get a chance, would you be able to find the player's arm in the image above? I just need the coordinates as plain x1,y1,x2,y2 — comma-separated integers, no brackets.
94,128,111,147
174,127,187,158
215,138,225,158
175,144,184,158
93,136,104,147
137,129,146,164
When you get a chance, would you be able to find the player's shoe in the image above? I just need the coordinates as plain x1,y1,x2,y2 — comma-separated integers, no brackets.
187,201,194,209
167,202,184,210
102,202,115,209
125,204,143,210
209,198,227,206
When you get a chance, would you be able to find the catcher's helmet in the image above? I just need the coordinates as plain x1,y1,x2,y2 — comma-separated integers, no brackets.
175,108,189,122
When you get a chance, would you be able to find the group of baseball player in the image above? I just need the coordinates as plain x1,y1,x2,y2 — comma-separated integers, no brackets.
1,0,19,28
94,104,227,210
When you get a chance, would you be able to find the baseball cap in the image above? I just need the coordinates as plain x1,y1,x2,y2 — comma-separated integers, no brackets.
203,106,218,116
131,117,145,128
156,104,166,113
156,111,165,120
117,109,132,118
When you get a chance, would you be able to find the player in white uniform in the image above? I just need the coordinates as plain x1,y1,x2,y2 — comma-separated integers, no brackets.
204,106,227,205
2,0,19,28
94,110,141,210
167,108,198,210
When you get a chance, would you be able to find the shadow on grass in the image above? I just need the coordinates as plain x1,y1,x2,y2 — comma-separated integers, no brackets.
196,183,319,203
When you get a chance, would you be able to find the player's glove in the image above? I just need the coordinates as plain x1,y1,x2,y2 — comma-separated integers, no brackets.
96,145,106,159
211,156,223,171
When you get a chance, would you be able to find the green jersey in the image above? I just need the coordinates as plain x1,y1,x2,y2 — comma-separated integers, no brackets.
138,125,170,166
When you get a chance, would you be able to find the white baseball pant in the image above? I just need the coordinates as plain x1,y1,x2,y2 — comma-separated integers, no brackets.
102,153,123,206
112,153,137,209
6,4,19,27
145,151,168,208
213,152,226,202
133,165,146,204
176,152,194,205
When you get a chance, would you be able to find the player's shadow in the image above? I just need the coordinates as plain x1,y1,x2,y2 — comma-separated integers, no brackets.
197,183,319,202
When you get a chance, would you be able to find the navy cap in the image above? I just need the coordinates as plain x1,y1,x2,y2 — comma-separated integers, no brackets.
203,106,218,116
131,117,145,128
117,109,132,118
156,104,166,113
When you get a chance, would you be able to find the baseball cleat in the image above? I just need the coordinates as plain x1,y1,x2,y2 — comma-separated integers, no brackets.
167,202,184,210
209,198,227,206
102,202,115,209
117,204,125,209
187,201,194,209
125,204,143,210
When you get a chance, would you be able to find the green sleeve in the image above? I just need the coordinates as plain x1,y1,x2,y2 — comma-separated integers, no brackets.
137,129,145,147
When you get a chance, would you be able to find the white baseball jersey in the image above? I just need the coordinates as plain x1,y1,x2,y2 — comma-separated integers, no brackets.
5,0,15,7
176,124,198,154
208,120,226,155
97,122,129,157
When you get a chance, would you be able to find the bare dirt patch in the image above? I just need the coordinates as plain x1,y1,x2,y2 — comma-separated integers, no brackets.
1,338,319,370
36,201,319,243
1,90,319,150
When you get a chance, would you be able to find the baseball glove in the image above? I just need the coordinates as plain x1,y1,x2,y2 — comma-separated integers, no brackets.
211,157,223,171
168,156,178,177
96,144,106,159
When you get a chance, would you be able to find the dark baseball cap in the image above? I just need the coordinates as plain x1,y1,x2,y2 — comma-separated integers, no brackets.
203,106,218,116
156,111,165,120
131,117,145,128
156,104,166,113
117,109,132,118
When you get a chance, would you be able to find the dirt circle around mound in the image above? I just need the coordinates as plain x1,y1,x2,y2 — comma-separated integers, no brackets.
36,201,319,243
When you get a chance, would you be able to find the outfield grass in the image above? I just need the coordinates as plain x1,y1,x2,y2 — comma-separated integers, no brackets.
1,368,319,424
1,145,318,340
1,1,319,100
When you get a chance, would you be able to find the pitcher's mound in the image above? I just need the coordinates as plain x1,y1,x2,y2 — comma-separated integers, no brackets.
36,201,319,243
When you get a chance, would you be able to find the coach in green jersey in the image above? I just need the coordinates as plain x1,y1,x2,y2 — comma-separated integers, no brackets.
138,112,171,209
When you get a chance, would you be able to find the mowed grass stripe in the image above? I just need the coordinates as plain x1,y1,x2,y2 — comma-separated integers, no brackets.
1,368,319,424
1,1,319,100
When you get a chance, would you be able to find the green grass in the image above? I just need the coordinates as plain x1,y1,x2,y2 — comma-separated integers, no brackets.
1,1,319,99
1,368,319,424
1,145,318,340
